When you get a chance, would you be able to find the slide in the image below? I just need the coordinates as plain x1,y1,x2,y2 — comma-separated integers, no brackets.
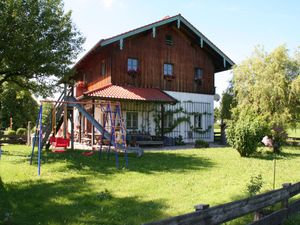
65,96,143,156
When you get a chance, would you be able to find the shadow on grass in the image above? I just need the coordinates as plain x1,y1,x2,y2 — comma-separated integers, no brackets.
250,147,300,161
0,177,168,225
28,150,214,175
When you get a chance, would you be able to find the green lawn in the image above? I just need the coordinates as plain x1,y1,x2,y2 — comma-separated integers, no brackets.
288,127,300,138
1,145,300,225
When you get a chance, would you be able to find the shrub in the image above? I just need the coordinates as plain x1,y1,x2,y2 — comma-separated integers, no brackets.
226,117,268,157
16,128,27,135
4,128,16,136
194,139,209,148
175,135,185,146
246,174,263,196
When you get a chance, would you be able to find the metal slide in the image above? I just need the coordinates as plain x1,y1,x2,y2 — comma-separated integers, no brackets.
66,96,143,156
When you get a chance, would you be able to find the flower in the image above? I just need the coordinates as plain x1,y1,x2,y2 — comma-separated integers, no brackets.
76,81,87,88
127,69,141,77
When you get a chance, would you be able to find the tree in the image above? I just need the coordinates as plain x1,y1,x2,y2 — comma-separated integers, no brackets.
219,85,235,144
231,45,300,152
0,0,84,96
214,107,220,123
0,83,39,129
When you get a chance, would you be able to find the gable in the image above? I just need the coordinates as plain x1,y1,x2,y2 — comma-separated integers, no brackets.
75,14,234,72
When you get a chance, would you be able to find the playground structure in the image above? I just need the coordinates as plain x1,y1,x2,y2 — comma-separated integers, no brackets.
29,86,141,176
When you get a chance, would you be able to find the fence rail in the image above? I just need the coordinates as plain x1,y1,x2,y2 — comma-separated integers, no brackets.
0,134,27,144
143,182,300,225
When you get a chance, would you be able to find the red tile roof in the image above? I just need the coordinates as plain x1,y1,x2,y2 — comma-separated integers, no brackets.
85,85,177,103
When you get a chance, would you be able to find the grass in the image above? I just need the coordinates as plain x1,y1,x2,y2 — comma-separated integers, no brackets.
1,145,300,225
288,127,300,138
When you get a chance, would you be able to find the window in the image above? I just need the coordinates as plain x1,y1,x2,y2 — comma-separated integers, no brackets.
165,34,173,45
163,114,173,128
195,68,203,80
127,58,138,72
194,114,202,129
164,63,173,76
101,61,106,76
126,112,138,129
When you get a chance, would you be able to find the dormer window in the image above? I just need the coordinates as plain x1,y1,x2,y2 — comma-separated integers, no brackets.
164,63,173,76
165,34,173,45
128,58,138,72
195,68,203,80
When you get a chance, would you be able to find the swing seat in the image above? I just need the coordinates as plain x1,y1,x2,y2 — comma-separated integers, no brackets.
52,149,67,153
82,151,95,156
49,137,70,147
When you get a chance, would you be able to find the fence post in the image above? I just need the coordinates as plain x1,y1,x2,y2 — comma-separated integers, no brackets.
27,121,31,146
282,183,292,209
194,204,209,211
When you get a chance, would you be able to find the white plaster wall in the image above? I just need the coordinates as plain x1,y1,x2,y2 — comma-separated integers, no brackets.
163,91,214,142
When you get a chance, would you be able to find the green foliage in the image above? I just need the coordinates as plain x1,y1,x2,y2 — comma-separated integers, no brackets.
220,89,234,121
232,46,300,142
16,128,26,135
4,128,16,136
42,102,54,125
175,135,185,146
246,174,263,196
214,107,220,122
0,0,85,96
194,139,209,148
226,117,269,157
0,83,39,129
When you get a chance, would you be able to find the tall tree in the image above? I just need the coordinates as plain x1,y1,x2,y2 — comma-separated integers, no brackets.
232,45,300,151
0,83,39,129
0,0,84,96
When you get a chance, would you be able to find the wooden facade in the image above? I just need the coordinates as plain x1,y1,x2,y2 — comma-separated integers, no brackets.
74,16,232,95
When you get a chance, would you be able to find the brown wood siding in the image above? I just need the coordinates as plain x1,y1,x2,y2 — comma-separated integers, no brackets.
75,46,112,92
76,23,215,94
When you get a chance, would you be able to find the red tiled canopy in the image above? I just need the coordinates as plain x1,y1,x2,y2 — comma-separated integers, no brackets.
85,85,177,103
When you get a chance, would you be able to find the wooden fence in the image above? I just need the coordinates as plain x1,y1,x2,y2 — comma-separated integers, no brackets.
143,182,300,225
287,137,300,146
0,134,27,144
214,132,221,143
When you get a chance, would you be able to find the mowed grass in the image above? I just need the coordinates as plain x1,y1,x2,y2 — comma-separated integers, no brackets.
288,127,300,138
1,145,300,225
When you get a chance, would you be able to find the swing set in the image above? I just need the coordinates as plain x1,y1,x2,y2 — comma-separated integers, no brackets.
30,99,128,176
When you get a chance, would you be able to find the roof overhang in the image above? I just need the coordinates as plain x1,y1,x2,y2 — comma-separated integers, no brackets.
79,85,178,104
74,14,235,71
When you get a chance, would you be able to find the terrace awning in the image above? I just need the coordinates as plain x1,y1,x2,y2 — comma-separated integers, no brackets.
83,85,177,104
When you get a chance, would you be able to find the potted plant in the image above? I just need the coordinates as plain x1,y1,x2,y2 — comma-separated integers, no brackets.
127,69,141,78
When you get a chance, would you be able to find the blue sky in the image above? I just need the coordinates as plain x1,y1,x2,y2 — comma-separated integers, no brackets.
64,0,300,101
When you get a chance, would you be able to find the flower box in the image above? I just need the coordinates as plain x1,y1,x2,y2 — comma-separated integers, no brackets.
127,69,141,78
75,81,87,97
164,75,176,81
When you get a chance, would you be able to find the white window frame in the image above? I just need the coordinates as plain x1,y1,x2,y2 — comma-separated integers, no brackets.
164,63,173,76
194,68,203,80
127,58,138,72
126,112,138,130
194,114,202,129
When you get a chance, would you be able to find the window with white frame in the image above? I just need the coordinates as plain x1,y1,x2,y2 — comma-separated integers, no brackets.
194,114,202,129
126,112,138,129
194,68,203,80
164,114,173,128
163,63,173,76
127,58,138,72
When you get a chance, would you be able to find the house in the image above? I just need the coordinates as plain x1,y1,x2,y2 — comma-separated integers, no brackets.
72,14,234,144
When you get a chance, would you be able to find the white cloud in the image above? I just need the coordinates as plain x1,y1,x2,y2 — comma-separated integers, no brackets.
102,0,114,8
